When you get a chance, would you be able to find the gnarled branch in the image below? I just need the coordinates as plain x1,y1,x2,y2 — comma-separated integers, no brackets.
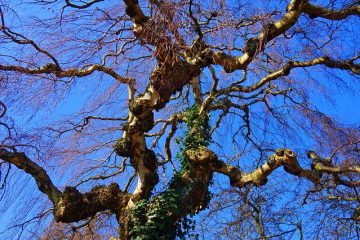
0,148,61,204
0,148,131,224
212,148,321,187
211,0,306,72
0,64,132,84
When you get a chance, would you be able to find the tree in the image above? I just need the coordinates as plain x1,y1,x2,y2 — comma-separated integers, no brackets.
0,0,359,239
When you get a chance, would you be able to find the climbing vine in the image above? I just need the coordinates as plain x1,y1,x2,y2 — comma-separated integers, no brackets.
176,105,210,173
129,105,210,240
130,181,206,239
129,189,181,240
130,187,201,239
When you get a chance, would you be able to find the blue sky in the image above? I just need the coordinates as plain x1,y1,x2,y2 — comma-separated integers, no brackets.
1,0,360,239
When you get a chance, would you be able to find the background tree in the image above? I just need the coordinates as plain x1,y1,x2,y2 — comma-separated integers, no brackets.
0,0,359,239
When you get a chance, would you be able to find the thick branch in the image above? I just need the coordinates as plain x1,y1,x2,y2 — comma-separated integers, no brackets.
120,0,203,208
212,148,321,187
308,151,360,174
212,148,360,189
210,0,306,72
128,148,215,239
122,0,148,24
0,148,61,204
303,3,360,20
54,183,130,223
0,64,132,84
220,56,359,95
119,69,200,207
0,148,131,224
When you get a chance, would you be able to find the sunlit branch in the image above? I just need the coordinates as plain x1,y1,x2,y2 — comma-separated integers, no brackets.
211,0,306,72
220,56,360,94
0,148,61,204
0,148,132,224
303,3,360,20
211,148,360,189
212,148,321,187
0,64,133,84
191,76,203,105
308,151,360,174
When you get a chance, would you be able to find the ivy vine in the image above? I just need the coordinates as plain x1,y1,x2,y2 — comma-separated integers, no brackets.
129,189,180,240
176,105,210,174
129,105,210,240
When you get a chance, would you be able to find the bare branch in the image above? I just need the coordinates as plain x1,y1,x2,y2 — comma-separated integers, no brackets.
64,0,104,9
0,148,61,204
0,64,133,84
210,148,360,189
122,0,148,24
303,3,360,20
220,56,359,94
211,0,306,72
0,10,60,68
308,151,360,174
212,148,321,187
